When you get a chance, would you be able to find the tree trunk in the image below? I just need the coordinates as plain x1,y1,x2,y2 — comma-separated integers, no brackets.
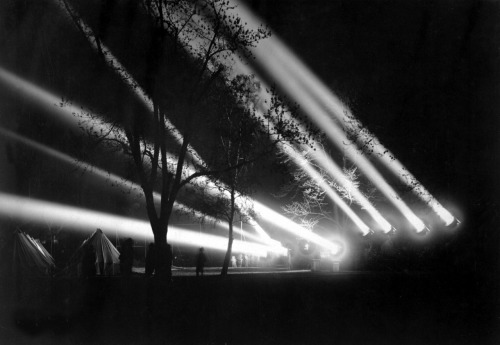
221,229,234,276
221,184,237,276
152,226,172,281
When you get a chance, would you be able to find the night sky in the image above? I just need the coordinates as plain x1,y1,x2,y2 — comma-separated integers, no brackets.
247,0,500,195
0,0,499,271
246,0,500,269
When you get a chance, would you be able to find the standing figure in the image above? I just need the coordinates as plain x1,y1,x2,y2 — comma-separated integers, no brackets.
196,247,207,277
145,243,156,277
120,238,134,276
82,244,96,278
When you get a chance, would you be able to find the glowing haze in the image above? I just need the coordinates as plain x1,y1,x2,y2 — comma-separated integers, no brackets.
281,143,371,235
0,192,285,257
230,1,443,232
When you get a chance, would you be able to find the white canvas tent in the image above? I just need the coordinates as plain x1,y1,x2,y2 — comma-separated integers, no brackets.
69,228,120,276
34,238,55,264
13,229,55,276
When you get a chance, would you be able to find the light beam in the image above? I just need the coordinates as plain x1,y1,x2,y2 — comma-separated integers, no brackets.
253,201,343,256
231,1,454,229
0,192,284,257
281,143,371,235
0,127,286,251
229,2,427,232
3,5,355,245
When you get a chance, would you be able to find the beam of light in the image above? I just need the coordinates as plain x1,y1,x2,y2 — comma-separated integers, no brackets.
185,170,343,250
54,2,299,243
0,66,189,177
6,4,333,245
0,62,276,242
0,192,285,257
0,127,287,252
0,15,357,256
217,26,392,233
304,143,392,233
0,126,144,198
229,2,427,232
174,202,284,249
248,220,274,242
0,65,195,181
56,1,373,245
218,68,392,232
190,174,281,243
261,52,426,231
0,67,85,129
281,144,371,235
0,66,125,145
129,2,306,243
266,45,453,227
230,1,454,231
54,0,204,167
212,64,390,232
51,2,281,241
312,148,393,233
259,37,455,227
253,201,343,256
0,42,279,245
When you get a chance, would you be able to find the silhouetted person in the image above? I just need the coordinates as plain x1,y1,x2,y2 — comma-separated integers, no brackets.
166,244,173,280
196,247,207,276
82,244,96,278
120,238,134,276
145,243,156,277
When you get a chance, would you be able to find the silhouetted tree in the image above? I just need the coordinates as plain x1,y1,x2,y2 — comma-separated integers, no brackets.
59,0,314,280
279,142,376,233
190,75,316,276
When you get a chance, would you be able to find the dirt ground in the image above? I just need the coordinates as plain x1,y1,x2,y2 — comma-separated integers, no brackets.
1,269,498,345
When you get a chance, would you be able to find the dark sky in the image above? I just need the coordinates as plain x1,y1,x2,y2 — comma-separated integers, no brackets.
251,0,500,260
0,0,499,268
247,0,500,194
245,1,500,244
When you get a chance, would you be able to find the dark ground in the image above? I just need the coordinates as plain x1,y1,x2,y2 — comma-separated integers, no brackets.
1,268,498,345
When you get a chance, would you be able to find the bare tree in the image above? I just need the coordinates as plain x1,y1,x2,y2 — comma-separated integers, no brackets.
279,143,375,234
188,75,316,276
59,0,315,280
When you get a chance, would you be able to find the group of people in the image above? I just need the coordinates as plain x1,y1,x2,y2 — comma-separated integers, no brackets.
82,239,212,278
145,243,208,277
230,253,256,268
81,237,135,278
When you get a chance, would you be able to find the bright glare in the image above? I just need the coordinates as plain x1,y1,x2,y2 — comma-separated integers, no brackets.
0,66,122,143
229,3,427,232
0,192,285,257
306,145,393,233
253,201,343,254
0,6,343,252
0,62,275,242
257,47,425,232
229,65,392,232
281,144,371,235
0,67,84,128
49,3,278,239
54,0,203,166
0,128,286,249
231,1,452,229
